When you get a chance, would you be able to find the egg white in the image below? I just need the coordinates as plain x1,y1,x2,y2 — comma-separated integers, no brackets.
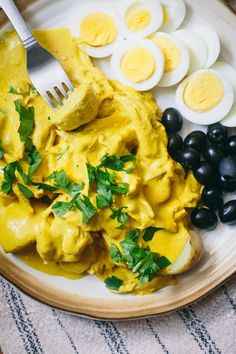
173,29,208,73
195,27,220,68
176,69,234,125
213,61,236,127
150,32,190,87
159,0,186,33
119,0,163,39
75,1,123,58
111,38,165,91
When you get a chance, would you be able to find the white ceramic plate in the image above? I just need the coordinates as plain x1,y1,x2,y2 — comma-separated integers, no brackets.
0,0,236,320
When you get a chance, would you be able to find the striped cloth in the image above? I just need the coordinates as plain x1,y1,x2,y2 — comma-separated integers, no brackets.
0,276,235,354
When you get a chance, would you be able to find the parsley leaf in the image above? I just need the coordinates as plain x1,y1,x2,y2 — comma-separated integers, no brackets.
110,206,128,229
52,200,74,217
32,182,58,192
14,100,34,142
143,227,164,242
87,164,97,184
109,183,128,195
96,180,112,208
110,243,126,263
26,143,42,179
0,141,4,159
75,194,96,224
1,161,28,193
17,183,33,199
46,170,84,197
8,86,37,95
104,276,123,291
100,154,136,173
110,229,171,286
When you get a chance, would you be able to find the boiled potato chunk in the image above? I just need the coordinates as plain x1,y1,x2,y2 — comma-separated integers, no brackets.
166,232,203,275
52,84,99,131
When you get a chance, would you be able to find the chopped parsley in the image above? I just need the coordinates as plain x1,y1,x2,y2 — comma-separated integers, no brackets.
100,154,136,173
75,194,97,224
142,227,164,242
109,229,171,286
52,200,75,217
32,182,58,192
8,86,37,95
110,206,128,229
26,142,42,180
1,161,27,194
0,141,4,159
46,170,84,197
104,276,123,291
14,100,34,142
17,183,33,199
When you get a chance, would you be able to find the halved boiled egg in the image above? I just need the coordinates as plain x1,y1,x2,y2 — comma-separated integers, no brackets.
195,27,220,68
119,0,163,39
159,0,186,33
111,38,165,91
176,69,234,125
212,61,236,127
76,1,123,58
173,29,208,73
149,32,190,87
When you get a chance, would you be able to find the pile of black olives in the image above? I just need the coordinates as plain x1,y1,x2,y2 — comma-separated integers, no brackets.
162,107,236,231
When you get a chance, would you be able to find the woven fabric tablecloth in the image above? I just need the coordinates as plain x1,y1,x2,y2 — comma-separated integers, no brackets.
0,275,235,354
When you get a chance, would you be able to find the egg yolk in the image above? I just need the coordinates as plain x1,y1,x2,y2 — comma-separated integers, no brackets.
152,37,181,73
80,13,117,47
183,72,224,112
121,47,155,83
125,7,151,31
162,5,169,24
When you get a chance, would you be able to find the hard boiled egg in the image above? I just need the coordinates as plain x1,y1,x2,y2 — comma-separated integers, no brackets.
159,0,186,33
119,0,163,39
76,1,123,58
111,38,165,91
212,61,236,127
195,27,220,68
173,29,208,73
149,32,190,87
176,69,234,125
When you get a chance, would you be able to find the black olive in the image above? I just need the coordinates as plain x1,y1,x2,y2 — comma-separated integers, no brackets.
168,133,183,159
219,200,236,225
177,147,200,169
162,108,183,134
191,208,218,230
184,131,206,152
219,156,236,179
219,175,236,192
193,162,217,186
225,136,236,155
207,123,228,145
201,186,223,210
204,145,224,167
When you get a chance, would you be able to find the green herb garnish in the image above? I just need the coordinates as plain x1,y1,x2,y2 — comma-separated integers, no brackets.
1,161,27,194
104,276,123,291
52,200,74,217
142,227,164,242
46,170,84,197
75,194,97,224
8,86,37,95
109,229,171,286
32,182,58,192
15,100,34,142
100,154,136,173
26,142,42,180
110,206,128,229
17,183,33,199
0,140,4,159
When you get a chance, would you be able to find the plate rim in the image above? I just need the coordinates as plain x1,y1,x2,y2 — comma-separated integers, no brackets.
0,0,236,320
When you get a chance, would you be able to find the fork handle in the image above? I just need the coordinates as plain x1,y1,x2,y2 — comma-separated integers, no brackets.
0,0,36,49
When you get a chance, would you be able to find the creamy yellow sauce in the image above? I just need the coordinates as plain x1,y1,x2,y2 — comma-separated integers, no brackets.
125,7,151,31
183,72,224,112
152,37,181,73
121,47,155,82
80,13,117,46
0,28,200,294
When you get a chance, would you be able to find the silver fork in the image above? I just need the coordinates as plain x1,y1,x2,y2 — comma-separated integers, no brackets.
0,0,74,108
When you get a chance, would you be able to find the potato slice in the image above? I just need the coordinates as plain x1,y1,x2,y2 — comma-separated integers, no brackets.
166,232,204,275
52,84,99,131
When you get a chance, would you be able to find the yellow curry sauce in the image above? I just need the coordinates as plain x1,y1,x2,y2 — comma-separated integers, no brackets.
0,28,201,294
